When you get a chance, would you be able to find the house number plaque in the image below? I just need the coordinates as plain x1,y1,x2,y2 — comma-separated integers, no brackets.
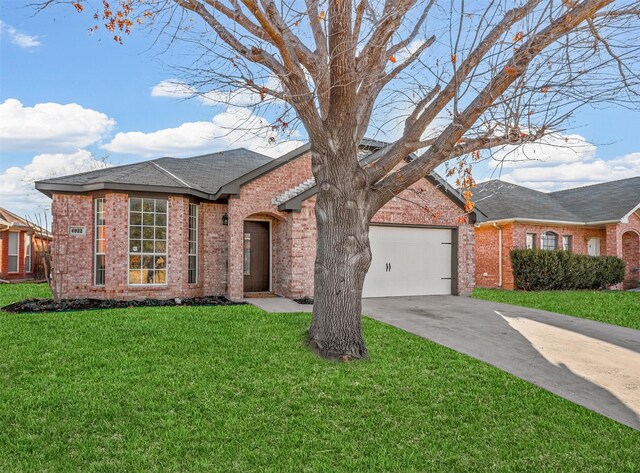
68,226,87,236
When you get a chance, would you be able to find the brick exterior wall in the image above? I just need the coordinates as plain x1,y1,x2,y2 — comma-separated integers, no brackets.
474,215,640,290
50,151,476,300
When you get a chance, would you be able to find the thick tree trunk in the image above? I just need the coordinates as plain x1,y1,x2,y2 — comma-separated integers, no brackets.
308,141,372,360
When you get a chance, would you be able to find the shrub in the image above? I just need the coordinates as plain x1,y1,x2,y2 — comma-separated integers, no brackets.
510,249,625,291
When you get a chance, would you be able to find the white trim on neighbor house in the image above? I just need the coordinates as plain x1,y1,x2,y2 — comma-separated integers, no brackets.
475,217,623,228
620,202,640,224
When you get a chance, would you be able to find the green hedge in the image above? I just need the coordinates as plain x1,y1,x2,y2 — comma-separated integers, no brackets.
510,249,625,291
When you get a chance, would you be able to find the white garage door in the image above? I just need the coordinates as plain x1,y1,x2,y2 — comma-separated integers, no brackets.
363,226,453,298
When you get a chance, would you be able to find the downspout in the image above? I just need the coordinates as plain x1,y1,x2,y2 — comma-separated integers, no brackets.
493,223,503,288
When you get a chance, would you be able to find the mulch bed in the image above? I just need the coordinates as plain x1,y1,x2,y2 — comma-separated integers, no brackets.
293,297,314,305
2,295,244,313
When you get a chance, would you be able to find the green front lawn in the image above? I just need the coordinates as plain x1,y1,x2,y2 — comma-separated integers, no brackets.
0,282,51,307
473,288,640,331
1,284,638,472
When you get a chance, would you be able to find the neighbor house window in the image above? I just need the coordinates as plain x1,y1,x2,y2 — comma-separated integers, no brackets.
129,198,167,285
562,235,572,251
188,203,198,284
95,198,106,286
526,233,536,250
24,234,32,273
541,231,558,250
8,232,19,273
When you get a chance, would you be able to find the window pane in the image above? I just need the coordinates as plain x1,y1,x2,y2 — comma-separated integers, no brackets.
154,256,166,269
143,200,154,212
129,270,142,284
8,255,18,273
156,200,167,213
8,233,18,255
143,213,154,225
142,240,154,252
130,240,141,252
155,270,166,284
143,227,154,239
130,199,142,212
155,241,167,253
130,212,142,225
129,255,141,269
155,213,166,226
96,239,106,253
95,255,106,286
155,227,166,240
142,255,154,269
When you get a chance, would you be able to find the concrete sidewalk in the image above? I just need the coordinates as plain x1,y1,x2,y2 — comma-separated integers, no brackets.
248,295,640,430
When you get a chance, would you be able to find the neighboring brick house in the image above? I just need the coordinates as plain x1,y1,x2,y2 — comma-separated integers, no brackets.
35,140,479,301
0,207,51,282
473,177,640,289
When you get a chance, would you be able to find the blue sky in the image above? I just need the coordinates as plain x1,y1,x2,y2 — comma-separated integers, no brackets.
1,1,639,217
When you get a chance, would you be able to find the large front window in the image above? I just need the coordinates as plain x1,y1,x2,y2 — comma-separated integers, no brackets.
129,198,167,285
95,198,106,285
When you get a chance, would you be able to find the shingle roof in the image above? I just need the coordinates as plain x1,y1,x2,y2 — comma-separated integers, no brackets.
36,148,273,198
0,207,51,237
474,177,640,223
550,176,640,222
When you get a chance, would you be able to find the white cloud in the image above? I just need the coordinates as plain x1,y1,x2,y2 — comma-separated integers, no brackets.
0,20,41,49
102,106,303,158
0,99,116,152
151,78,282,107
483,133,640,191
0,150,110,216
490,133,597,169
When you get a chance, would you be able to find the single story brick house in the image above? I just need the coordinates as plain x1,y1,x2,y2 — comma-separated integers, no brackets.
0,207,51,282
473,177,640,289
35,140,479,301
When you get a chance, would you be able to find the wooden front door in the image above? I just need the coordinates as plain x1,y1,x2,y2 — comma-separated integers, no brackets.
243,221,270,292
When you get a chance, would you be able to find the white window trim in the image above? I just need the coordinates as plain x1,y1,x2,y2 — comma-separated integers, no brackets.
8,232,19,273
188,203,198,285
24,233,32,273
94,198,106,286
127,197,169,286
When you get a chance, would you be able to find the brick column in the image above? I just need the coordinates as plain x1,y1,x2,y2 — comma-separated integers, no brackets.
227,200,245,300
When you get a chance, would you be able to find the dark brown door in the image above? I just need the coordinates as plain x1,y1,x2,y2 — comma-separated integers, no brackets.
243,221,270,292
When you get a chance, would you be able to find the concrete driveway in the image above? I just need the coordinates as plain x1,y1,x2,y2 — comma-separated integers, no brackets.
362,296,640,431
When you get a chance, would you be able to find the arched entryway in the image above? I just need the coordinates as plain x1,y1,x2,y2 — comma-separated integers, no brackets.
622,231,640,289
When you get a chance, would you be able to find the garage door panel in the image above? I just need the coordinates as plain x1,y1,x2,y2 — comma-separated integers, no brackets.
363,226,452,297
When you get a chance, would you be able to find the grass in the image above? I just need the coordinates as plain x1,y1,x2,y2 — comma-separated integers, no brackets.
0,282,51,307
473,288,640,331
1,284,639,472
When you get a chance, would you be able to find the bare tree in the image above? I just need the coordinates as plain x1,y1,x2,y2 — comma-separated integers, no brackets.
24,214,59,302
41,0,640,359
